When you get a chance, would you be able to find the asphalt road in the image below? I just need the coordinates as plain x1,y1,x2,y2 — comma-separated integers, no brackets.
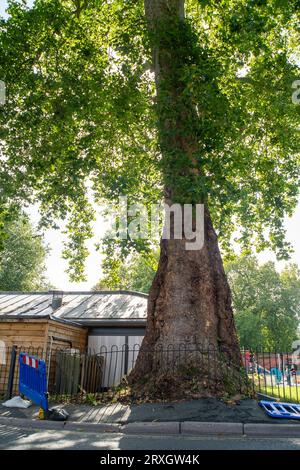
1,423,300,450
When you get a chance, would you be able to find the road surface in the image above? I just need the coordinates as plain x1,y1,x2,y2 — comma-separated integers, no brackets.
0,423,300,450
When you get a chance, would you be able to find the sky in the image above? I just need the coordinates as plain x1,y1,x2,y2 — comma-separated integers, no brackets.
1,1,300,291
26,205,104,291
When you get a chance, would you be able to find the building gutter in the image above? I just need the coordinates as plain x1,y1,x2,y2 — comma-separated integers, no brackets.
72,319,147,328
0,315,85,328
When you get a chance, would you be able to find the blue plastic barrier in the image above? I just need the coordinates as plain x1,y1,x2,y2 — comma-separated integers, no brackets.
19,353,48,412
259,400,300,420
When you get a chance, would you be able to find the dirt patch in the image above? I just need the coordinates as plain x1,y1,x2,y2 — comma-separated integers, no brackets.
122,398,300,424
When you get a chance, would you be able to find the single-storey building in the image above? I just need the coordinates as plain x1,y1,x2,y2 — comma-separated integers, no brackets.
0,290,147,349
0,290,147,393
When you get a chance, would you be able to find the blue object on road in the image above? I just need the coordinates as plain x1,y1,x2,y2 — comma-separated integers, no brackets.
259,400,300,420
19,353,48,412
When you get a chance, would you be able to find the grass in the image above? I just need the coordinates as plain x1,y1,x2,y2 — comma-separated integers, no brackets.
257,385,300,403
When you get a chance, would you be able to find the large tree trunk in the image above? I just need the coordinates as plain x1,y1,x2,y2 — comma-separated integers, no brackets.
135,207,241,357
130,0,244,399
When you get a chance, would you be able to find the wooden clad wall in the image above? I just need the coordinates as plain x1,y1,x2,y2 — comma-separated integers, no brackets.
0,319,87,351
0,319,48,349
46,320,87,351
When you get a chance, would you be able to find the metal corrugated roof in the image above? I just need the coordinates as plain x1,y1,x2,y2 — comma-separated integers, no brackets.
0,291,148,324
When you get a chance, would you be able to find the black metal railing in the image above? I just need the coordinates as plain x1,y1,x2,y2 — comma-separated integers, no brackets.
0,345,299,403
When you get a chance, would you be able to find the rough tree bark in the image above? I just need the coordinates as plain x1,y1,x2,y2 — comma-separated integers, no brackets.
130,0,243,399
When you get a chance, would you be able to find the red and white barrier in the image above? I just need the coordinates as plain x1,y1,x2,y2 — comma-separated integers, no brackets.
22,355,39,369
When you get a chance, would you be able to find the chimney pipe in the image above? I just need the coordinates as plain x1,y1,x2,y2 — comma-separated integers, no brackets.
51,290,64,310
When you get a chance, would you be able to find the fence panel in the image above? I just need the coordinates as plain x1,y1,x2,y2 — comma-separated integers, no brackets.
0,345,300,403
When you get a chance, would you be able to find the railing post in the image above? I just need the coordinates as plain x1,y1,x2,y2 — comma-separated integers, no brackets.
6,345,17,400
124,340,129,376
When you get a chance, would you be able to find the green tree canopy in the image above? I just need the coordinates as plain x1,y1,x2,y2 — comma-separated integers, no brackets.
0,213,50,290
94,248,158,293
0,0,299,279
226,256,300,351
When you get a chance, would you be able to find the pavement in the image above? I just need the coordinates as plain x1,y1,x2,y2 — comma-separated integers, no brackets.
0,397,299,439
0,397,293,424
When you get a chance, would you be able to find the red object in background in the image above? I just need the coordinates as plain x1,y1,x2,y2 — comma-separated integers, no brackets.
244,350,251,366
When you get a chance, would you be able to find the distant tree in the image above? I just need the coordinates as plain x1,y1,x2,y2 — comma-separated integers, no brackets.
128,252,158,293
94,249,158,294
226,257,300,351
0,214,50,291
